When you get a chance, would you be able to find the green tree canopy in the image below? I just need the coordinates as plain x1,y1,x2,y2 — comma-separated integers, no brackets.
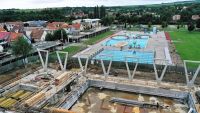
53,29,68,42
11,37,32,57
45,33,54,41
101,16,114,26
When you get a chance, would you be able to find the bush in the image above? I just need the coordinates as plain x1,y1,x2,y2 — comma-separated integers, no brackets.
188,22,195,32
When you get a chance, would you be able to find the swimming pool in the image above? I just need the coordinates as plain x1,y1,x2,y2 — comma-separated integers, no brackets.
103,35,149,49
93,49,154,64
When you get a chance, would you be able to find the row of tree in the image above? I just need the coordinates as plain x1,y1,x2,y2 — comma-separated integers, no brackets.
93,5,106,19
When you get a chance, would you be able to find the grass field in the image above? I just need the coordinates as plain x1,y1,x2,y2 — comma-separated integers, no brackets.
169,31,200,66
83,31,114,45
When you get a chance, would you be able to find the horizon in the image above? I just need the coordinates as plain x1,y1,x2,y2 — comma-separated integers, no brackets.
0,0,194,9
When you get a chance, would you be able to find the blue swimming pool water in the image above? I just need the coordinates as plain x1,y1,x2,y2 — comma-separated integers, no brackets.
103,35,149,48
93,50,154,64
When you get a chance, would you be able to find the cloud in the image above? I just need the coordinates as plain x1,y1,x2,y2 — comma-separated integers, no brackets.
0,0,193,9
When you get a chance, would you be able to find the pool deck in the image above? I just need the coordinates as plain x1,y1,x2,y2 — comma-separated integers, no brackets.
73,31,172,65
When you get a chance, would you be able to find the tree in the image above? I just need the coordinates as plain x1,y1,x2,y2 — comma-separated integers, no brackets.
100,5,106,19
177,25,180,29
45,33,53,41
148,22,152,28
161,21,168,28
53,29,68,42
101,16,114,26
11,37,32,67
196,19,200,29
188,22,195,32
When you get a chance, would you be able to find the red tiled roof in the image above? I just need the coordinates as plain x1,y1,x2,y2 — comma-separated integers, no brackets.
68,23,81,30
9,32,23,42
0,32,10,40
47,22,67,30
30,29,44,39
61,23,69,28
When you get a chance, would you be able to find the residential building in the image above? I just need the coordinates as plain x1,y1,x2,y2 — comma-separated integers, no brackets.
30,29,47,42
192,15,200,20
25,20,47,27
172,15,181,21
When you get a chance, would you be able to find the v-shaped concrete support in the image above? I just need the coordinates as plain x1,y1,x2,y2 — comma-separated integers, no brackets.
78,55,90,75
56,51,68,71
153,58,168,83
184,60,200,86
99,54,113,78
125,56,139,80
37,49,49,71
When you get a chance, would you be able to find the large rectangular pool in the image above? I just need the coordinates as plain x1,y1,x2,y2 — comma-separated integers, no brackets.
93,50,154,64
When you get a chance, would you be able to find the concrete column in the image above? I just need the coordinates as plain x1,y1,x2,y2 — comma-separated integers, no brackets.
99,55,113,79
184,60,200,86
100,59,112,78
56,51,68,71
37,49,49,71
125,56,139,80
153,58,168,83
78,55,89,76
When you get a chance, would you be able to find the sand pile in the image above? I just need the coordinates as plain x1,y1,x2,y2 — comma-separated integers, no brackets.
71,102,85,113
98,93,108,100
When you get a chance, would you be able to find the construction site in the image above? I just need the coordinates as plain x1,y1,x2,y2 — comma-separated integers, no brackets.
0,31,199,113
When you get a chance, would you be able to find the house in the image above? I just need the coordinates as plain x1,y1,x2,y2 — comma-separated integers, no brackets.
72,19,100,30
10,25,24,33
192,15,200,20
0,28,6,32
66,23,81,35
25,20,47,27
46,22,68,34
5,22,24,31
172,15,181,21
30,29,47,42
72,12,88,19
0,32,10,46
46,22,67,30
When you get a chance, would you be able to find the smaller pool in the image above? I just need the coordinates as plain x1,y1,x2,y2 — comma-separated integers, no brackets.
93,50,154,64
104,35,149,49
111,36,129,40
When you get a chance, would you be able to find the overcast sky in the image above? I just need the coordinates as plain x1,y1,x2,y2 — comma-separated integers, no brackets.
0,0,193,9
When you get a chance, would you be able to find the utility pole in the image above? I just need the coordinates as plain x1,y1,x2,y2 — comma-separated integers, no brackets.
61,30,64,44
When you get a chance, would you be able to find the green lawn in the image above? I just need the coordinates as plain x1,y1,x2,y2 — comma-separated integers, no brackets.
169,31,200,63
83,31,114,45
62,46,83,55
50,46,83,59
